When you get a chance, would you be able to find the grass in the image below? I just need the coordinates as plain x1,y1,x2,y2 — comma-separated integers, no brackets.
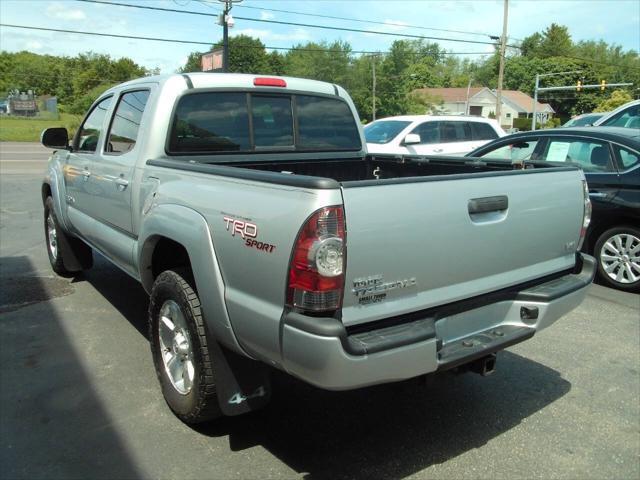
0,113,81,142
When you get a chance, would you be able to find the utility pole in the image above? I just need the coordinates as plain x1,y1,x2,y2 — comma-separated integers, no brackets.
465,77,473,115
495,0,508,126
219,0,242,73
372,56,377,121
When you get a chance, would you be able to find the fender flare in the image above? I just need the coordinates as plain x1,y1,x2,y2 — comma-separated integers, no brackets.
137,203,247,356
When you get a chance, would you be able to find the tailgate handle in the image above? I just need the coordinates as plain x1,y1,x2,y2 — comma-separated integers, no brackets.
468,195,508,214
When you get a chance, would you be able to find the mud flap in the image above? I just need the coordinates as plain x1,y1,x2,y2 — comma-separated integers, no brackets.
58,230,93,272
209,340,272,416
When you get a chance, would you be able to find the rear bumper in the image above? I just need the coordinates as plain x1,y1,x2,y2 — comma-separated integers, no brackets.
281,254,595,390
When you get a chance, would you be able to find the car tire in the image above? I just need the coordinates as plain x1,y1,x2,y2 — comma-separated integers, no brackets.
593,226,640,293
44,196,93,277
149,269,223,423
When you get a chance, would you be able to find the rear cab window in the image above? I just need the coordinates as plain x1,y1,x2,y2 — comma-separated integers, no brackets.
168,91,361,154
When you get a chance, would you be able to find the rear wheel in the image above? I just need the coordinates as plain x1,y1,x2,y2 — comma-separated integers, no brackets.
594,226,640,293
149,269,222,423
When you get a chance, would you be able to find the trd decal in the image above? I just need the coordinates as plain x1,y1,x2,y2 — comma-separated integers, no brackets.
352,274,417,303
223,216,258,239
223,215,276,253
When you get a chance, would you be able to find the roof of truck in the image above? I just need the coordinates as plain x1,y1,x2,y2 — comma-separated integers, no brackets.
112,73,342,96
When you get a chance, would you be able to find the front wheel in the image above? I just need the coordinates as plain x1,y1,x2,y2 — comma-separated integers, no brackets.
149,270,222,423
44,197,73,277
594,226,640,293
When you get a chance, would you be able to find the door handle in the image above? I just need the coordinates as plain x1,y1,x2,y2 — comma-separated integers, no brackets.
589,191,607,198
81,169,91,179
468,195,509,214
115,177,129,191
433,148,444,153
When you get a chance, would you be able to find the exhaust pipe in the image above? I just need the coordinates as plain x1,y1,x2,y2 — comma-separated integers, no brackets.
470,353,497,376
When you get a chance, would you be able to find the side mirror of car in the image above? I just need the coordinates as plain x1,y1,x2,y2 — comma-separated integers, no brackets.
41,127,70,150
403,133,421,145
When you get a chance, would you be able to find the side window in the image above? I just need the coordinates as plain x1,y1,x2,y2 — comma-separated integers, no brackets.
614,145,640,170
411,122,440,144
541,139,614,172
478,139,539,162
440,121,470,143
106,90,150,155
470,122,499,141
602,104,640,127
75,96,112,153
252,96,293,147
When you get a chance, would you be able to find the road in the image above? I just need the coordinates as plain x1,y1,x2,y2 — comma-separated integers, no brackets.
1,142,639,479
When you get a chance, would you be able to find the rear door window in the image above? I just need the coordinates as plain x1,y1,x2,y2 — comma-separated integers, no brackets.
440,121,471,143
614,145,640,170
470,122,499,141
106,90,150,155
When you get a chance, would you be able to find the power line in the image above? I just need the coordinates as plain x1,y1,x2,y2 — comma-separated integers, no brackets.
0,24,492,57
197,0,497,39
76,0,516,48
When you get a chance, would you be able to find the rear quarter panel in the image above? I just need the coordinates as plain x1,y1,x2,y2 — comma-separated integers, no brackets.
139,166,343,365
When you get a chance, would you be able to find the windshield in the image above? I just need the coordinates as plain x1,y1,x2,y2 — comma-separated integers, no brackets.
364,120,411,144
563,114,602,127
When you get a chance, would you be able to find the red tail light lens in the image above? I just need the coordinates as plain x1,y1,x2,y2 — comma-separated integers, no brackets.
287,206,345,313
253,77,287,87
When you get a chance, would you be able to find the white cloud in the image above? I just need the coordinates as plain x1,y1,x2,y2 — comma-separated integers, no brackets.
46,2,86,21
260,11,275,21
231,28,311,43
25,40,44,51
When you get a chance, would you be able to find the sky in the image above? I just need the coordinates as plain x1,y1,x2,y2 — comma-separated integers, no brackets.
1,0,639,73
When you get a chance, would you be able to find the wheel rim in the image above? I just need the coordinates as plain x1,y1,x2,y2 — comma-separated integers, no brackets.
47,213,58,260
158,300,195,395
600,233,640,285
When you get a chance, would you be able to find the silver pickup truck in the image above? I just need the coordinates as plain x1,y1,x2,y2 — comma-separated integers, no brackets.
41,73,595,423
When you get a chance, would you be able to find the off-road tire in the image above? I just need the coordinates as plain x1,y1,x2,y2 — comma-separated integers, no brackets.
44,196,73,277
149,269,223,423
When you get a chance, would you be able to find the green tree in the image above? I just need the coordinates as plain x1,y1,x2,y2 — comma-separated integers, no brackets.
214,35,270,73
539,24,573,58
594,89,634,112
179,52,203,73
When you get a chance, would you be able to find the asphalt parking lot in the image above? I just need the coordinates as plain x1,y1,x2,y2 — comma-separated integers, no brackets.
1,142,639,480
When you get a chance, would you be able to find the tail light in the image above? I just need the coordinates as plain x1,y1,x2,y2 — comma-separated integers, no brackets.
287,206,345,313
577,180,591,250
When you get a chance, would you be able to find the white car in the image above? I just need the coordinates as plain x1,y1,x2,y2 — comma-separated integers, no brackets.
592,99,640,128
364,115,506,156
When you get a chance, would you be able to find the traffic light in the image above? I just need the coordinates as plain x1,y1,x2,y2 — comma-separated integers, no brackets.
601,80,606,91
576,80,582,92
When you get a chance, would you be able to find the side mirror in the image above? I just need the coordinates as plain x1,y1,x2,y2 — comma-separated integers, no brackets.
41,127,70,150
403,133,421,145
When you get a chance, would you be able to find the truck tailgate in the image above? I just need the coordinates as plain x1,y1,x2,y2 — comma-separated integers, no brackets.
340,168,584,326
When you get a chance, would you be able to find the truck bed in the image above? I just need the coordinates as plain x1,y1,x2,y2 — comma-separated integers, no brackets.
148,154,559,186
